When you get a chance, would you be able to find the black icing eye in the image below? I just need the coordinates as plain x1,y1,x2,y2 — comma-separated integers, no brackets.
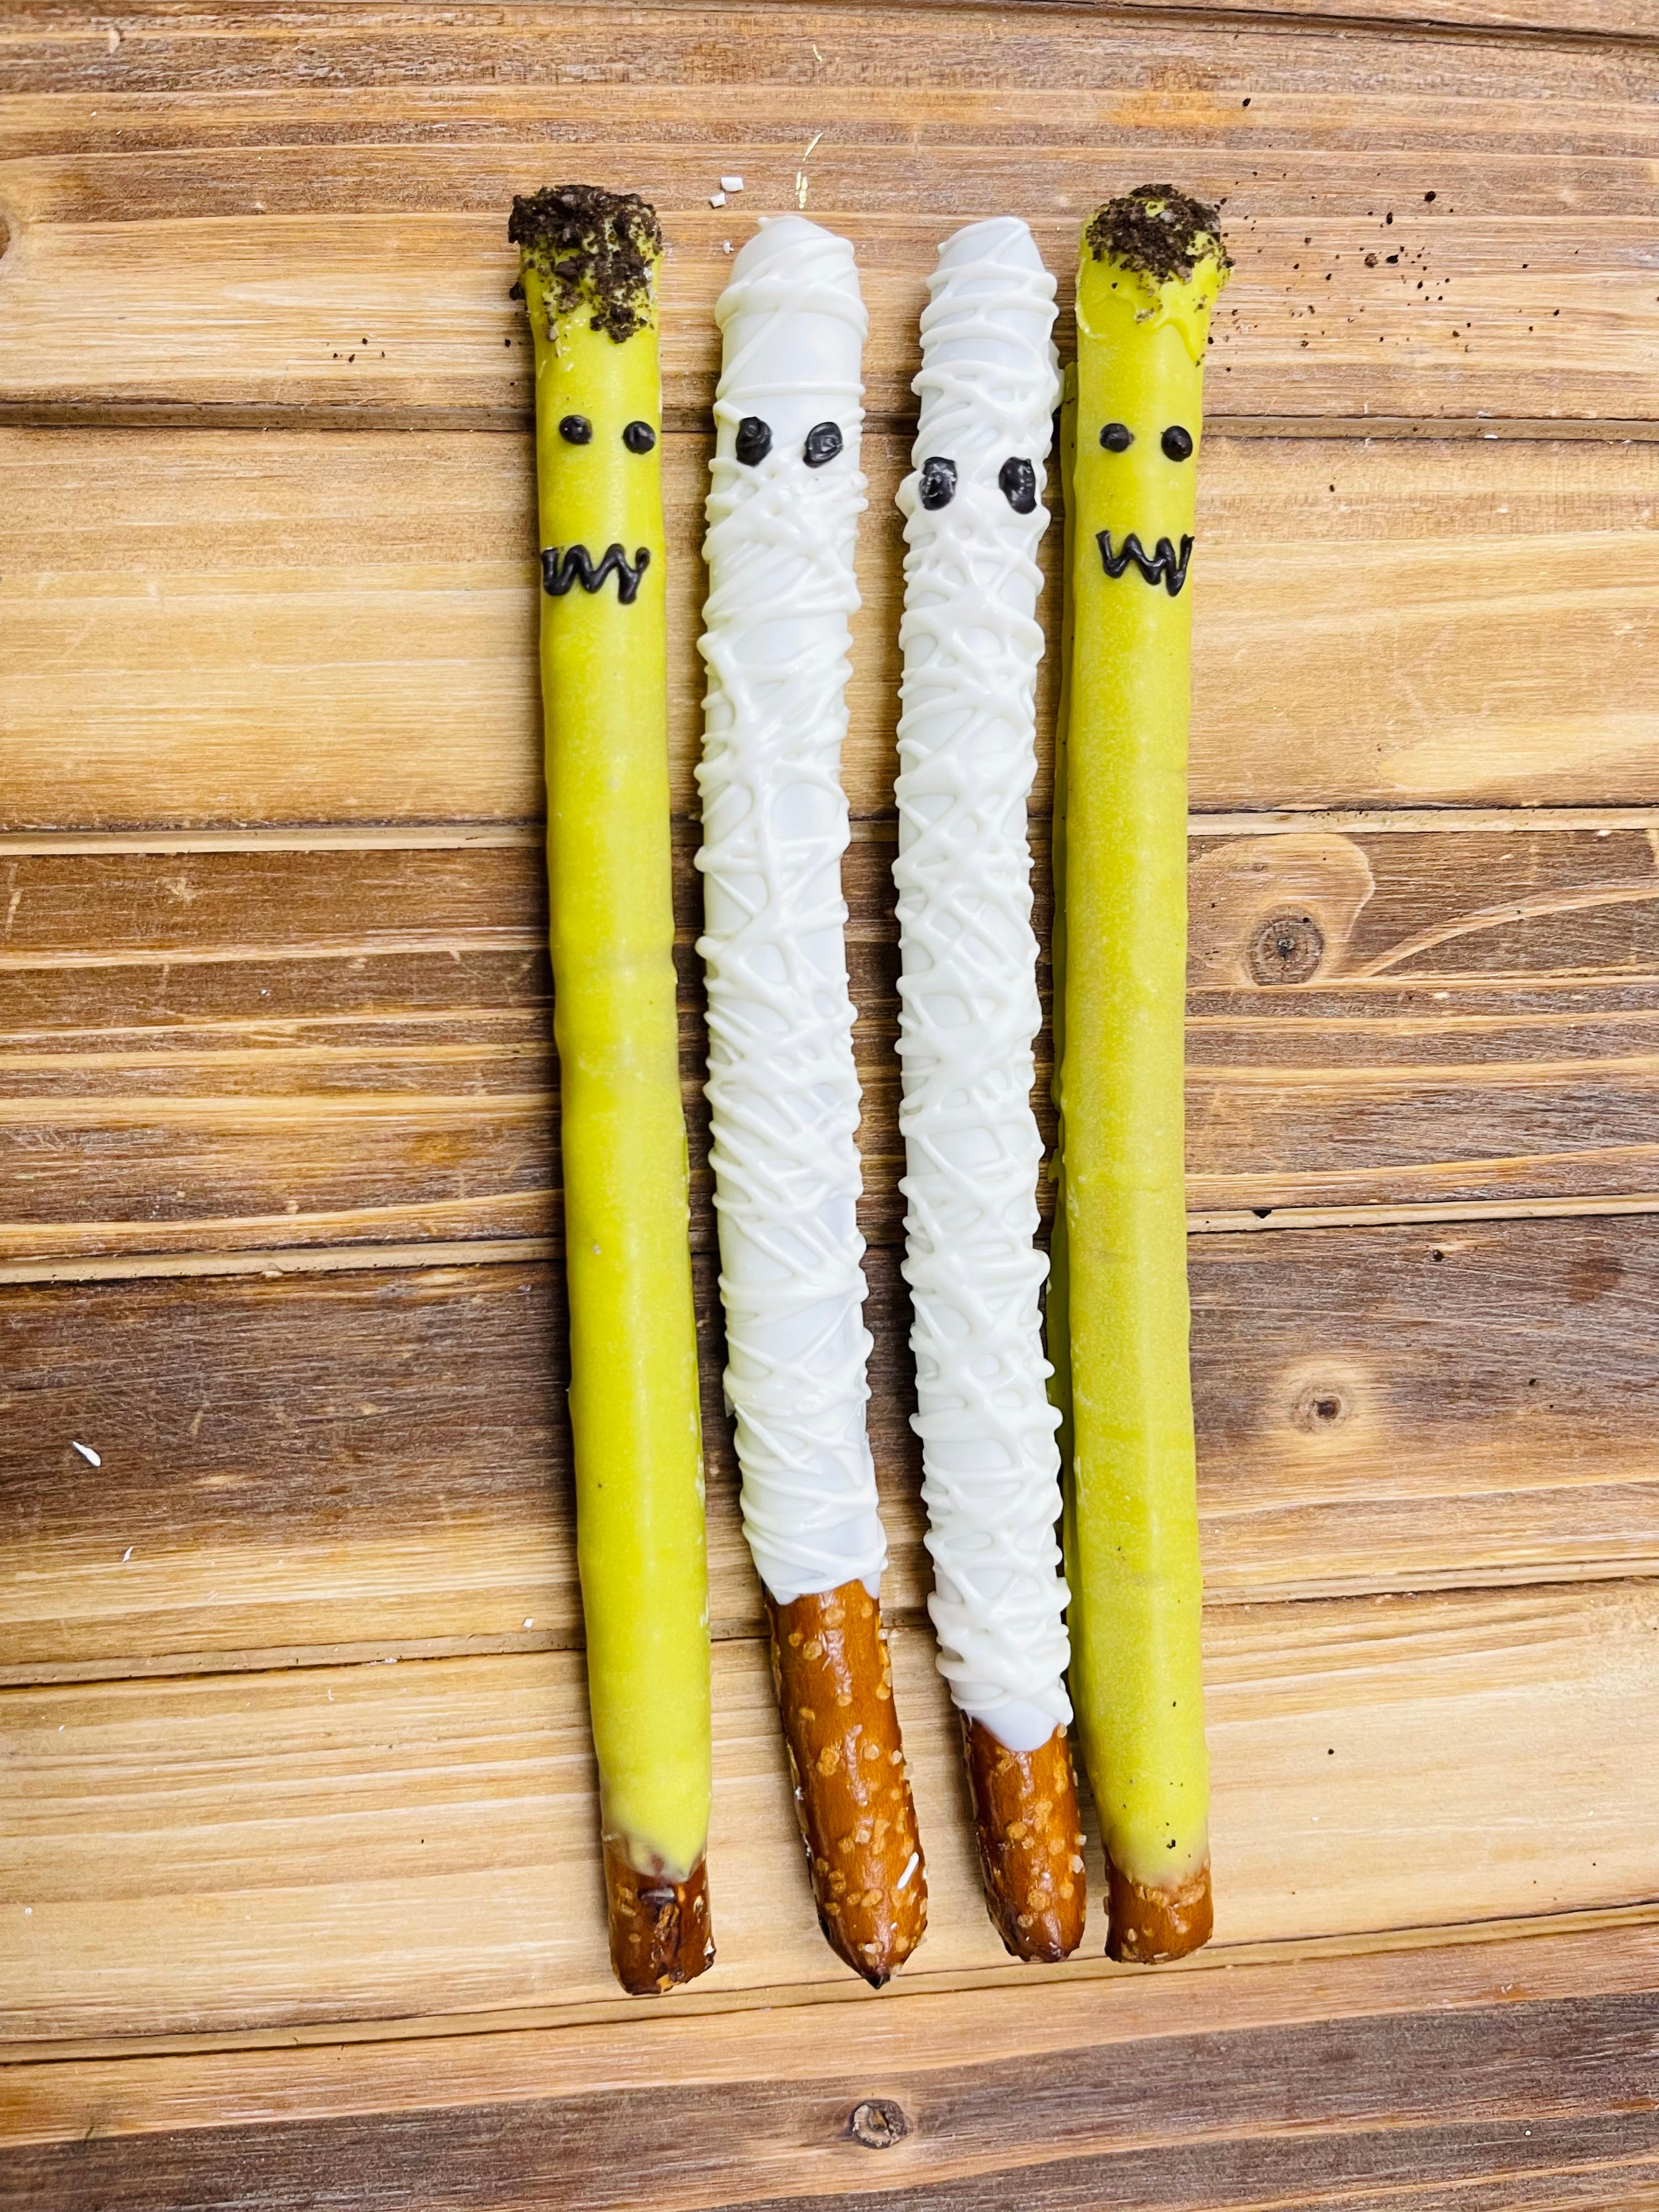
918,456,957,511
622,420,657,454
558,414,592,445
803,420,844,468
998,456,1037,514
1100,422,1134,453
735,415,772,466
1161,425,1194,461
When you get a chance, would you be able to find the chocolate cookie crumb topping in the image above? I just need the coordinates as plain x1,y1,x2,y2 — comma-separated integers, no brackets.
509,184,663,343
1086,185,1230,285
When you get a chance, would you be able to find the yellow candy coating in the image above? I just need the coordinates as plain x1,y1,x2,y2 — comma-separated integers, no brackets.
1060,196,1227,1901
521,245,711,1885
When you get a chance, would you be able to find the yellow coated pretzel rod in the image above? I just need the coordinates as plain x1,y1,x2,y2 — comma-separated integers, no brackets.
510,186,714,1996
1059,187,1229,1964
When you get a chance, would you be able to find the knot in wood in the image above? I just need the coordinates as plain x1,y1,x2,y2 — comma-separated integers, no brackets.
1249,912,1324,985
849,2098,909,2150
1290,1381,1353,1434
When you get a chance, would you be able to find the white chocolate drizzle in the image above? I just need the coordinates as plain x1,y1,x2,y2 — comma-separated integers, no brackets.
697,217,887,1606
894,217,1070,1753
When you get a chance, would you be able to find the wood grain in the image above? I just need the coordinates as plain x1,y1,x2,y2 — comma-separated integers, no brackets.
8,1213,1659,1673
9,1916,1658,2141
4,2,1658,2197
2,12,1657,426
8,1983,1659,2211
9,821,1659,1264
4,1582,1656,2044
0,0,1647,111
4,431,1657,831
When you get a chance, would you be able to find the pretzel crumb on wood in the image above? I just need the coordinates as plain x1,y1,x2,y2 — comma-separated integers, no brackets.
764,1582,927,1987
1106,1855,1212,1963
961,1716,1087,1962
601,1838,715,1995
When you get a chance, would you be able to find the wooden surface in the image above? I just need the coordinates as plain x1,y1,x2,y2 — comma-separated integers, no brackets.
4,4,1659,2207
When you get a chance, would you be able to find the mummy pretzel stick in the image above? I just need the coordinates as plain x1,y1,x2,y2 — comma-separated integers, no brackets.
698,216,926,1986
510,187,713,1995
894,218,1085,1962
1059,187,1230,1963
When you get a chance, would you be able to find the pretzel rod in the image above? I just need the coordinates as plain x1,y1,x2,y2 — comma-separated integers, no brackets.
960,1717,1086,1961
697,216,924,1984
601,1843,714,1995
893,218,1084,1961
1060,187,1229,1963
511,187,714,1995
765,1584,926,1983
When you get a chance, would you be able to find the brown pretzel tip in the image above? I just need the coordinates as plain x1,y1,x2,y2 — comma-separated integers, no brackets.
602,1838,715,1995
765,1583,927,1987
961,1716,1087,1962
1105,1854,1213,1964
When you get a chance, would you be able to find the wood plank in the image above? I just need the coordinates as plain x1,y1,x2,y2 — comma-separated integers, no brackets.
10,820,1659,1264
7,1918,1657,2139
0,1254,800,1669
0,425,885,831
0,829,565,1260
1185,1214,1659,1595
1184,0,1644,23
3,1583,1655,2045
8,1214,1659,1672
11,2087,1659,2212
0,0,1647,111
1183,820,1659,1214
3,431,1656,833
1,16,1656,424
4,7,1656,2194
8,1988,1659,2212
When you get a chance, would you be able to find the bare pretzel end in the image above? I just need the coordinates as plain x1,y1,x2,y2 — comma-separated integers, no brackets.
602,1838,716,1995
765,1583,927,1987
1105,1854,1212,1963
961,1716,1087,1962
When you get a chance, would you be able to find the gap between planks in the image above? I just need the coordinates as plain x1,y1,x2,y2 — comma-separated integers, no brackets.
12,1188,1659,1288
900,1,1659,52
0,1618,816,1692
3,405,1658,440
9,1561,1658,1692
857,0,1659,47
6,806,1659,860
5,1903,1656,2075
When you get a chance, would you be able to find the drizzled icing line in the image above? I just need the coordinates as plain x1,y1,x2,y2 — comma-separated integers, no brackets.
539,541,652,603
894,217,1070,1753
697,218,887,1606
1097,529,1194,596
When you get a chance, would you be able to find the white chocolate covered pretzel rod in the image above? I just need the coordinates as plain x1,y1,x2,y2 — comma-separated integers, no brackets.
698,216,926,1985
895,217,1084,1961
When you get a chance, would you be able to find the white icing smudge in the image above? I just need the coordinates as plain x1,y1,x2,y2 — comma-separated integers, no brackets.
697,217,887,1606
895,217,1070,1753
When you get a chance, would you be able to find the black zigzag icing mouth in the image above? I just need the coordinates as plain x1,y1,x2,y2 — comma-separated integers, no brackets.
540,542,651,605
1097,529,1194,597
